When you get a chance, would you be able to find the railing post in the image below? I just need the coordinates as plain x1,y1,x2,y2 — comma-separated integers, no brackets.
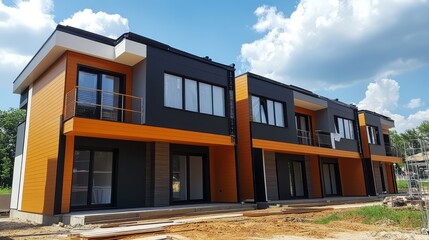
121,94,125,122
100,90,103,120
73,87,77,117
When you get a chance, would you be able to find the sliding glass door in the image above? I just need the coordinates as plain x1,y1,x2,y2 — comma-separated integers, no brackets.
171,154,206,203
71,149,114,208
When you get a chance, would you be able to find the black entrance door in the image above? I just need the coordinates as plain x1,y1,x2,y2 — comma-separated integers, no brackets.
276,154,307,200
321,162,341,196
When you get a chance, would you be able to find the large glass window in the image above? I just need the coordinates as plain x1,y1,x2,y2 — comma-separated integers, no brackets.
367,125,380,144
164,73,226,117
251,95,285,127
164,74,183,109
199,83,213,114
185,79,198,112
335,117,355,140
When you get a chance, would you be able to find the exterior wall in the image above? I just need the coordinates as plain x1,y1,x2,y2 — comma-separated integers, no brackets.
132,60,147,123
248,76,297,143
61,135,74,213
363,113,386,156
209,146,237,202
21,55,66,214
338,157,366,196
153,142,170,207
264,151,278,201
326,101,359,152
235,75,254,201
144,45,232,135
385,163,395,194
309,155,322,198
73,137,147,209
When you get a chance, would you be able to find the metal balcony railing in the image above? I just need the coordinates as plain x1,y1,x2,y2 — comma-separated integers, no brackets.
296,129,333,149
64,86,143,124
385,144,400,157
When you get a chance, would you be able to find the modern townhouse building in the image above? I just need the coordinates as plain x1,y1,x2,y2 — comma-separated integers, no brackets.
358,110,401,195
10,25,238,221
235,73,392,203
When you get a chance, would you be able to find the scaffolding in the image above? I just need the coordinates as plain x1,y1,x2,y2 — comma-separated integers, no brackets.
402,139,429,232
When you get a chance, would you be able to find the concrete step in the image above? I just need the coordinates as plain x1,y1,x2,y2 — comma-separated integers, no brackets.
61,203,256,226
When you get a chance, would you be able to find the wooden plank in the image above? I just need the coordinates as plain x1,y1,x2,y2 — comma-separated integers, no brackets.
78,225,164,239
100,219,173,228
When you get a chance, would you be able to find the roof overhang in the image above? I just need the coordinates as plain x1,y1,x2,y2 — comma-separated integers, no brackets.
13,29,147,94
293,91,328,111
381,117,395,130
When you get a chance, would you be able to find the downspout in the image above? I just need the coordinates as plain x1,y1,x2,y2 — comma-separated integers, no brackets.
229,68,241,203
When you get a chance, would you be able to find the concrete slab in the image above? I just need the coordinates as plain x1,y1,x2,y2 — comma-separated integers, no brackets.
60,203,255,226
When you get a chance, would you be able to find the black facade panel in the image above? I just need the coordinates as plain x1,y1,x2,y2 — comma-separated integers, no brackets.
144,46,231,135
364,112,386,155
362,158,376,196
247,76,297,143
276,153,305,200
252,148,267,202
75,137,147,208
15,121,26,157
327,101,359,152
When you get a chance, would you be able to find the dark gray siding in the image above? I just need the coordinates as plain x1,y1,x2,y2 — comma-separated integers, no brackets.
248,76,297,143
143,46,232,135
15,121,26,157
364,113,386,155
74,137,147,208
326,101,359,152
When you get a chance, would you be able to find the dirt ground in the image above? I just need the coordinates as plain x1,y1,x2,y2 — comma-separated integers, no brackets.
0,205,428,240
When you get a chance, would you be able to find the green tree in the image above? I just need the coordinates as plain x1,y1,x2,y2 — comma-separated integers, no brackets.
0,108,26,188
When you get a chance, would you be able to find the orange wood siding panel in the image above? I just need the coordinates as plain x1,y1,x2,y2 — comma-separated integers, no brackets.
63,117,234,146
385,163,395,193
253,139,361,159
359,113,371,158
21,56,66,214
371,154,402,163
235,75,254,200
209,146,237,202
309,155,322,198
295,106,317,134
61,135,74,213
338,157,366,196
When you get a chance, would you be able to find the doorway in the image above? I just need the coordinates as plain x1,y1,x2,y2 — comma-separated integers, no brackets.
321,160,341,196
171,154,207,203
70,149,115,208
276,154,307,200
295,114,312,145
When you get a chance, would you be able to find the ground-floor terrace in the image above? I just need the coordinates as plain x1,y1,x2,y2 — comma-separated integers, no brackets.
239,139,389,203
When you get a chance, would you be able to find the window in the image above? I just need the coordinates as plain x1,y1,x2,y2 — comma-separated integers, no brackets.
164,73,225,117
367,125,380,144
164,74,183,109
251,95,285,127
335,117,355,140
76,67,124,122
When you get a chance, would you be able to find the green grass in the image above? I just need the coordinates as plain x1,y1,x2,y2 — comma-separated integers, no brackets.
0,188,11,194
314,214,341,224
314,206,422,229
397,179,408,191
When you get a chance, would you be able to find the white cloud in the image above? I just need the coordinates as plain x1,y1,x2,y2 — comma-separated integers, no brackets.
406,98,424,109
358,79,429,133
0,0,129,109
241,1,429,90
60,9,129,39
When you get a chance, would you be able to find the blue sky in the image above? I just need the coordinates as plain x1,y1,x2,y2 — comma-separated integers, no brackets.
1,0,428,132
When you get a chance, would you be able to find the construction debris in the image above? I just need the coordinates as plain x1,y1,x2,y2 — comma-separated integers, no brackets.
243,207,331,217
383,196,425,208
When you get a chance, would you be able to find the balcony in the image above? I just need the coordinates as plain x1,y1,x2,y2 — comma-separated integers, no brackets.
64,86,143,124
385,144,400,157
296,129,333,148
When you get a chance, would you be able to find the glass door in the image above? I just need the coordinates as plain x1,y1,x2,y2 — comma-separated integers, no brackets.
322,163,340,195
71,149,114,208
295,114,312,145
76,71,98,119
171,154,205,202
101,74,122,121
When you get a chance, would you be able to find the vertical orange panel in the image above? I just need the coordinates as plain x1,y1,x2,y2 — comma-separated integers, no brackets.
235,75,254,201
309,155,322,198
209,146,237,202
338,157,366,196
61,135,75,213
385,163,395,193
21,56,66,214
359,113,370,158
